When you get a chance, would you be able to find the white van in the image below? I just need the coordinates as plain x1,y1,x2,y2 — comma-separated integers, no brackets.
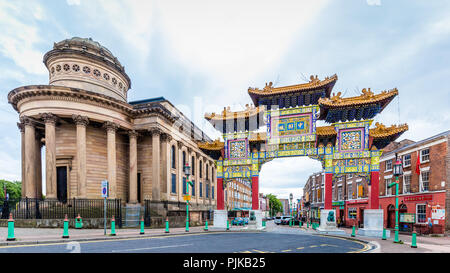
274,216,282,225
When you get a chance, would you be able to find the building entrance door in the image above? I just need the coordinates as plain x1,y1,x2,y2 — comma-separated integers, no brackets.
56,166,67,203
387,204,395,229
359,208,364,228
137,173,141,203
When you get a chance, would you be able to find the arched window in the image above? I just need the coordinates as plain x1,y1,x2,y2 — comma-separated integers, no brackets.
182,151,186,167
199,161,203,178
171,145,176,169
206,164,209,180
191,156,195,175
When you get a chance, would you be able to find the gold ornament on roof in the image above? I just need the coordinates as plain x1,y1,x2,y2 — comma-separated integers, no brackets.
370,123,409,138
248,74,338,95
330,92,342,103
361,88,374,98
309,75,320,84
263,82,274,92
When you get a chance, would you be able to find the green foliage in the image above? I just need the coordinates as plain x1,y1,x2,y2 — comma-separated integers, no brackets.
0,180,22,200
266,194,283,217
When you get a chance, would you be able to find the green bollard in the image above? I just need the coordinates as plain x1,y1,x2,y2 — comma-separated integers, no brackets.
411,231,417,248
75,214,83,229
204,220,209,231
351,225,356,237
140,217,145,235
110,216,116,236
307,221,309,228
299,221,302,228
7,213,15,241
382,228,387,240
62,214,69,239
165,217,170,233
262,221,266,227
226,219,230,231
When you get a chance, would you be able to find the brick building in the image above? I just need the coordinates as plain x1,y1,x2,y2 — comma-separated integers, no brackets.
224,178,252,217
302,130,450,233
279,198,290,216
303,171,369,227
259,193,269,217
379,130,449,234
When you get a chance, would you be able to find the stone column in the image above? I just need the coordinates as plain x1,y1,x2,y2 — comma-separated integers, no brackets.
35,134,43,199
21,116,37,198
104,121,119,199
151,128,161,201
72,115,89,198
17,123,26,198
209,162,213,205
177,141,183,201
42,113,58,199
194,152,199,204
128,130,138,204
160,133,171,200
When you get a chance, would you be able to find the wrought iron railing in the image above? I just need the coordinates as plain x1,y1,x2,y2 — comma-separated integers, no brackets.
0,198,122,227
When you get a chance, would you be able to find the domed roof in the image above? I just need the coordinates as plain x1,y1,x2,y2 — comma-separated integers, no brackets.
51,37,122,68
44,37,131,90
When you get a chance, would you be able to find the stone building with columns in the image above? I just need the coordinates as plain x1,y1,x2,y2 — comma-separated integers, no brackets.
8,37,217,220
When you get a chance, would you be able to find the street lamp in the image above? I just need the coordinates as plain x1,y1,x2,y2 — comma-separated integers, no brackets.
184,163,193,232
389,154,403,243
289,193,293,227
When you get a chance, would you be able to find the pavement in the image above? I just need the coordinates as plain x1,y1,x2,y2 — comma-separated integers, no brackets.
274,223,450,253
1,221,449,253
0,225,216,246
0,226,368,253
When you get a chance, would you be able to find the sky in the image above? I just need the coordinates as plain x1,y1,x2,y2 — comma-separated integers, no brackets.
0,0,449,202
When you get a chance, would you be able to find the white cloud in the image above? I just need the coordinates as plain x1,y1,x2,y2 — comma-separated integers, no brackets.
0,150,21,181
155,0,330,103
0,1,46,75
67,0,81,6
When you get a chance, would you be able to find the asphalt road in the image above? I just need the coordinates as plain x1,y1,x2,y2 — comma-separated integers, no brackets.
0,231,369,253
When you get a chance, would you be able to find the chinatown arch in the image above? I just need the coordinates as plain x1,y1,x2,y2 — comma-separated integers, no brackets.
197,74,408,236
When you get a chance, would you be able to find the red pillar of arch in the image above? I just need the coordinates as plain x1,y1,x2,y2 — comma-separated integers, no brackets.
217,178,224,210
324,173,333,210
369,171,380,209
252,176,259,210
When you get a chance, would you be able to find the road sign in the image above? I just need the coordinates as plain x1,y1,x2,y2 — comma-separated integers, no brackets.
101,180,109,198
183,195,191,201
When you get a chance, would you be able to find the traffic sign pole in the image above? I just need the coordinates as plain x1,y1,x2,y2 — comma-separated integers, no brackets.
101,180,109,236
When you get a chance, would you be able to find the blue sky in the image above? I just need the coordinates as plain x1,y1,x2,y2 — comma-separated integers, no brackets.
0,0,449,201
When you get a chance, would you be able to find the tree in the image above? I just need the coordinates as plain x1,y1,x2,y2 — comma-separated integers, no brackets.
266,194,283,217
0,180,22,200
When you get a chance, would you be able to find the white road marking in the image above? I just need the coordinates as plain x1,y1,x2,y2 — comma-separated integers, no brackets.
112,243,193,252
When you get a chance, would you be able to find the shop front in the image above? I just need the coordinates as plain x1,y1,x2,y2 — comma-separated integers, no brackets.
345,198,368,228
379,192,446,234
332,201,345,227
310,203,323,224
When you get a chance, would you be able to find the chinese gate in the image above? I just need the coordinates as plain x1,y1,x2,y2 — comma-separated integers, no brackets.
198,74,408,232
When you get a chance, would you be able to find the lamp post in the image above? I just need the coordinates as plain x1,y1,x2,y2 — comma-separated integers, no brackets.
184,163,193,232
289,193,293,227
389,154,403,243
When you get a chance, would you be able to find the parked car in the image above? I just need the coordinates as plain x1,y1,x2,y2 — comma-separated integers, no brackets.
281,216,293,225
231,217,244,226
274,216,282,225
